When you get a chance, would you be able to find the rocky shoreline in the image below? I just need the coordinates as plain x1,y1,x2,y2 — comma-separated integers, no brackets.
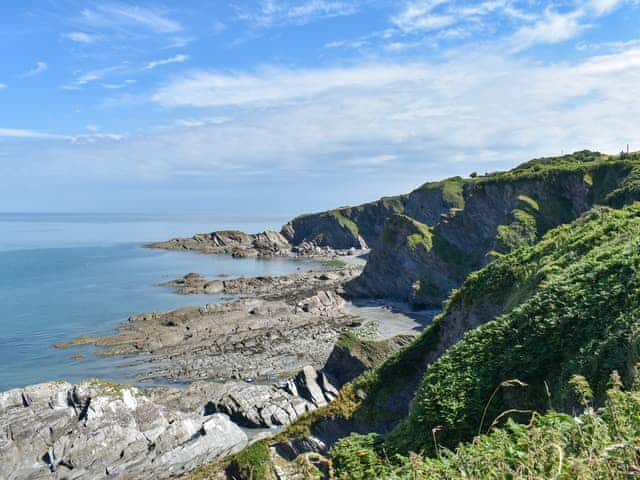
1,229,420,479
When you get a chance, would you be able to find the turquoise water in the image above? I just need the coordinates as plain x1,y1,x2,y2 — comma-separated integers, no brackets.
0,213,315,392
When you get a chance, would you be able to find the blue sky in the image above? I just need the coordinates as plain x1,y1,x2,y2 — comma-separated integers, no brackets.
1,0,639,214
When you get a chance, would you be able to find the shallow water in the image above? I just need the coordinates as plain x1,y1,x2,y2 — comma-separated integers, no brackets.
0,213,318,392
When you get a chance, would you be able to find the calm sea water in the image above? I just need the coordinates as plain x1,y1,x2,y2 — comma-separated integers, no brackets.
0,213,317,392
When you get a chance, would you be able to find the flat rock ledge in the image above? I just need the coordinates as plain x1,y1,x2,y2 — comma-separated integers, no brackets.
56,289,361,384
161,268,360,298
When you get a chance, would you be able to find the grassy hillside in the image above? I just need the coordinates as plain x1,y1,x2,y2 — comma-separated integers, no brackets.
332,379,640,479
330,203,640,477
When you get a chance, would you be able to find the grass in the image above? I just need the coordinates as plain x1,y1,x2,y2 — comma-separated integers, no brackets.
320,258,349,269
381,215,432,253
419,176,465,209
332,375,640,479
329,209,361,238
330,203,640,476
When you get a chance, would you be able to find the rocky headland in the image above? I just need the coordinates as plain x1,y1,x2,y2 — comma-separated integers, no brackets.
7,151,640,479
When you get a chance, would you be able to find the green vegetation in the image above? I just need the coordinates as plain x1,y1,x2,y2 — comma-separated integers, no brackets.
335,329,396,369
182,441,272,480
319,257,348,269
329,209,361,237
88,379,131,399
483,150,609,183
431,231,476,270
495,208,538,252
381,215,432,254
230,441,272,480
331,203,640,476
419,176,465,209
333,376,640,479
406,220,432,253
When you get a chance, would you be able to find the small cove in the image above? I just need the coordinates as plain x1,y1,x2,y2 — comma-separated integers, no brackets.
0,213,321,391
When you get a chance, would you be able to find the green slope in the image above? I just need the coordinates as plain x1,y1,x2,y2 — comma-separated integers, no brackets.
332,203,640,477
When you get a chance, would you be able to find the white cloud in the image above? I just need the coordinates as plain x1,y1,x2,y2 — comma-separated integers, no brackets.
22,61,48,78
16,45,639,185
62,66,122,90
0,128,69,140
102,79,136,89
152,64,431,107
64,31,98,44
0,127,124,143
144,54,189,70
212,20,227,34
391,0,454,32
79,3,182,33
510,9,586,52
0,84,6,90
165,36,195,48
237,0,359,28
346,154,398,166
508,0,629,52
589,0,624,15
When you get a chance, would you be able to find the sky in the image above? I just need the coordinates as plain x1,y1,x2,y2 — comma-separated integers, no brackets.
1,0,639,215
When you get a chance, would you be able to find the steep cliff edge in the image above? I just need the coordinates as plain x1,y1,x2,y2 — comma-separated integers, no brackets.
340,151,640,305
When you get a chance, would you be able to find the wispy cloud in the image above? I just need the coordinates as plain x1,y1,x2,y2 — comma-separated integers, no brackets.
152,64,430,107
22,61,48,78
79,3,182,34
144,54,189,70
509,0,626,52
63,31,99,44
510,9,586,52
62,66,122,90
33,45,636,183
391,0,454,33
346,154,398,166
0,127,125,143
0,84,6,90
102,79,136,89
165,36,195,48
0,128,68,140
212,20,227,34
236,0,360,28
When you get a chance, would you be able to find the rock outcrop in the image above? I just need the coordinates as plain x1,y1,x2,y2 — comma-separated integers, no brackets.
209,366,340,429
0,381,247,480
162,267,361,299
57,291,357,384
147,230,291,257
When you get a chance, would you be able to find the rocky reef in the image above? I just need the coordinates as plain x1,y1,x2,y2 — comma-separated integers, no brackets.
147,230,292,258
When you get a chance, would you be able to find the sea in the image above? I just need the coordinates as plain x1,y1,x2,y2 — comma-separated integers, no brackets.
0,213,320,392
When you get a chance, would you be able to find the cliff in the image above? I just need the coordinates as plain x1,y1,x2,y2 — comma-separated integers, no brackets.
288,151,640,305
324,202,640,477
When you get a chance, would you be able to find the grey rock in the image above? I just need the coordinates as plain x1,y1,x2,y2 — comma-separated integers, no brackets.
0,381,247,480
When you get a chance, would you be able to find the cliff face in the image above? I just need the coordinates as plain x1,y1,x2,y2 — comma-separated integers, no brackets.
281,177,463,250
286,151,640,306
